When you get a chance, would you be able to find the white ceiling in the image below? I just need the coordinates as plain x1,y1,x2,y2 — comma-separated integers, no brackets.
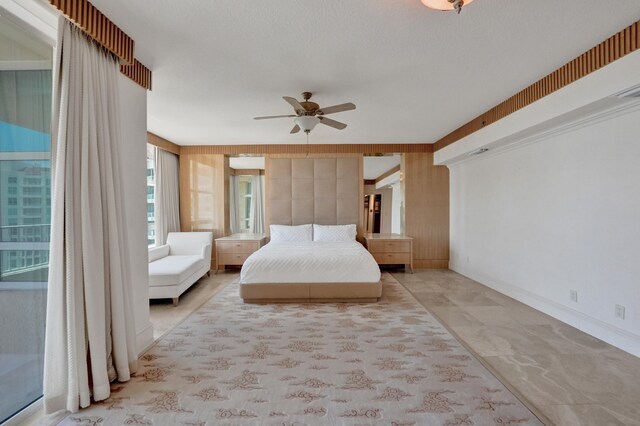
89,0,640,146
364,155,401,180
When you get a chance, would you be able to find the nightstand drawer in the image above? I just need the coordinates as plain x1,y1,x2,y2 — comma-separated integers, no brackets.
369,240,411,253
220,252,252,265
372,252,411,264
217,241,258,254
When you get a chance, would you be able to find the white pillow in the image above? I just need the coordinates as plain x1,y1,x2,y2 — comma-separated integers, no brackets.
313,224,357,242
269,224,313,242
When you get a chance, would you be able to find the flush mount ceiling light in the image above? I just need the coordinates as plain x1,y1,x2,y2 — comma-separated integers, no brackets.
421,0,474,14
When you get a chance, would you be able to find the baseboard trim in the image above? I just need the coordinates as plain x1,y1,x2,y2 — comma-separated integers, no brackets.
449,262,640,357
136,322,154,357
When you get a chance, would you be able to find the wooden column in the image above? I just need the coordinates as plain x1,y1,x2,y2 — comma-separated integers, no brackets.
179,153,229,269
403,152,450,268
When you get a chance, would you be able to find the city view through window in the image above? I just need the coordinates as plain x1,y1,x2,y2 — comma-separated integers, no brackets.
0,13,53,423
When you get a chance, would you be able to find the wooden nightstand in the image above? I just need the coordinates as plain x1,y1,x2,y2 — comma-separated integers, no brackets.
363,233,413,273
215,233,267,272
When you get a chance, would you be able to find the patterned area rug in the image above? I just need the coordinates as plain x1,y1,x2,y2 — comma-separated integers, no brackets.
57,273,542,425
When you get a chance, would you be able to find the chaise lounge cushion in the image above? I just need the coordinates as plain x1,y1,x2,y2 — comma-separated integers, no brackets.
147,232,213,304
149,255,205,287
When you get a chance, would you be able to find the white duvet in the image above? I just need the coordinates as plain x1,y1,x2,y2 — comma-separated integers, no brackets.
240,241,381,284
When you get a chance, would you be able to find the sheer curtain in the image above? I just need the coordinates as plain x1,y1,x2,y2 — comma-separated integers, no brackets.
44,17,137,414
154,148,180,245
229,175,240,234
249,174,265,234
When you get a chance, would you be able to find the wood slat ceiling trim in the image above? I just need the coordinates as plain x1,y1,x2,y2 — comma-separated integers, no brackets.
49,0,152,90
435,19,640,152
180,144,433,155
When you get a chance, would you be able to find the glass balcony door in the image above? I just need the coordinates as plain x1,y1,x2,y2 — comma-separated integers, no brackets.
0,11,53,424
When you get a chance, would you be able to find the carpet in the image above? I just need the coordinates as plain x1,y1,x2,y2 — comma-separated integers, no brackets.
56,273,543,425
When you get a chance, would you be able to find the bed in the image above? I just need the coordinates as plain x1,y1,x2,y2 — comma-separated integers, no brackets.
239,224,382,303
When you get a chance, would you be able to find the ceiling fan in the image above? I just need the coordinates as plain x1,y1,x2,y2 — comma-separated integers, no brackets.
254,92,356,134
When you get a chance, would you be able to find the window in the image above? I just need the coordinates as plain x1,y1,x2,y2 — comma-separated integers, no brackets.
0,12,53,424
146,144,156,246
22,187,42,195
23,177,41,185
238,176,252,232
23,208,42,216
22,197,41,206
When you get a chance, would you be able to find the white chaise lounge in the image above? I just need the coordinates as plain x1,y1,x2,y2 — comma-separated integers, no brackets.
148,232,213,306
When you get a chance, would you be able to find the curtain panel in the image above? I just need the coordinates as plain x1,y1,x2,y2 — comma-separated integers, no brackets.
229,175,240,234
249,174,265,234
154,148,180,245
44,16,137,414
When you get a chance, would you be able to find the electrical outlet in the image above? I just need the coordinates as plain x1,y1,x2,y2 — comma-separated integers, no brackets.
570,290,578,303
615,304,626,320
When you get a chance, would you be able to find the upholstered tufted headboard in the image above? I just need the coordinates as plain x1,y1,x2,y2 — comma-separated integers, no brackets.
266,156,362,232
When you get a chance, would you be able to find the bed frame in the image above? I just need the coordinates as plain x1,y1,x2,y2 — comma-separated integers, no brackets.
239,281,382,303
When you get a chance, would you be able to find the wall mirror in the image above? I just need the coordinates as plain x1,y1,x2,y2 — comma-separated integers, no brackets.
227,155,265,234
363,154,404,234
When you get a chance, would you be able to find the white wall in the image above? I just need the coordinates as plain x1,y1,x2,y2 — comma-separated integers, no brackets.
448,106,640,356
118,75,153,355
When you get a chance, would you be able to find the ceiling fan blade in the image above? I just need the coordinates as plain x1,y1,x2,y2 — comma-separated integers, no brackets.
283,96,306,113
290,124,301,134
317,102,356,115
318,116,347,130
254,114,296,120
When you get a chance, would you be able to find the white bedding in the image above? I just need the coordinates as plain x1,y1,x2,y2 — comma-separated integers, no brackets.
240,241,381,284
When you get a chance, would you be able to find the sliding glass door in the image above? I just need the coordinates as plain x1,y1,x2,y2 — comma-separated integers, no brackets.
0,12,53,423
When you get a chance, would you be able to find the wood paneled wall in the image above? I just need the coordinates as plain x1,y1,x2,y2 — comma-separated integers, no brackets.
177,150,449,269
179,153,229,268
403,152,450,268
435,19,640,151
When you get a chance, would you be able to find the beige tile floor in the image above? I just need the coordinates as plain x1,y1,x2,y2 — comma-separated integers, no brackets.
146,268,640,426
391,269,640,426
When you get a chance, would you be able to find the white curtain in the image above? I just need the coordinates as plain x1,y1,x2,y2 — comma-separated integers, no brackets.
229,175,240,234
249,175,265,234
44,17,137,414
154,148,180,245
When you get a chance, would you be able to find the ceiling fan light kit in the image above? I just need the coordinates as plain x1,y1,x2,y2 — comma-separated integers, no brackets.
294,116,320,134
421,0,474,14
254,92,356,135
